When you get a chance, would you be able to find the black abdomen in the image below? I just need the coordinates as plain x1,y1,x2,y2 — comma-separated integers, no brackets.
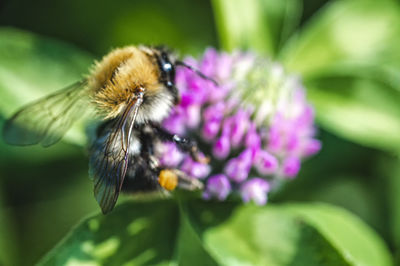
122,155,160,192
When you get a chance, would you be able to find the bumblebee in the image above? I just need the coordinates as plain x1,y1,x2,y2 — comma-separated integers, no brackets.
2,46,214,214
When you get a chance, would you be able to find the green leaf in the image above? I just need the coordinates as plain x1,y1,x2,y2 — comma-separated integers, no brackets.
285,204,392,266
212,0,290,55
185,202,392,266
0,187,17,266
38,200,180,266
38,200,392,266
212,0,303,55
278,0,400,151
0,0,218,56
280,0,400,78
0,27,94,146
306,77,400,151
260,0,303,53
377,156,400,263
389,163,400,249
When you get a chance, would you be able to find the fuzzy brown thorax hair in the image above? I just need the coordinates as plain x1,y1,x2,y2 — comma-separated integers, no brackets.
88,46,162,119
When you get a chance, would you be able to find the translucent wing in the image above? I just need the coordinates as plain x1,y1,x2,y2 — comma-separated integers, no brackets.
89,91,144,214
2,80,92,147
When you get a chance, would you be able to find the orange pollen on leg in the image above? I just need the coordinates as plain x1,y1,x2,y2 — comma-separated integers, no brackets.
158,170,178,191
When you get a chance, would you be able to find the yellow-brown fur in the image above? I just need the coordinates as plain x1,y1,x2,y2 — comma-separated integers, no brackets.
88,46,162,119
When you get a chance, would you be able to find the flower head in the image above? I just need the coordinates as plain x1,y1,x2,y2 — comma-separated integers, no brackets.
240,178,270,205
156,48,321,204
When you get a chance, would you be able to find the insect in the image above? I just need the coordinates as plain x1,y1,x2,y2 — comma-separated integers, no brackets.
2,46,215,214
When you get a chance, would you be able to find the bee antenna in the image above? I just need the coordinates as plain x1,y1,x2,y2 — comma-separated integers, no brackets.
175,61,219,86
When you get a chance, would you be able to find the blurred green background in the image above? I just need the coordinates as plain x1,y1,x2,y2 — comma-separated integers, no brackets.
1,0,400,265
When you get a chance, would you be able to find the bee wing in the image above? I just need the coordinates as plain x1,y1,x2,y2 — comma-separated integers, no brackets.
89,91,144,214
2,80,92,147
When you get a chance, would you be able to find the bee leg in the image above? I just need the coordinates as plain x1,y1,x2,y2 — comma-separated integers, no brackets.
158,168,203,191
158,169,178,191
172,169,204,190
151,124,209,163
176,137,210,164
142,139,203,192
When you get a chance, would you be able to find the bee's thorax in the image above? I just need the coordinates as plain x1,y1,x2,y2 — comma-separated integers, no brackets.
135,89,174,124
88,46,170,120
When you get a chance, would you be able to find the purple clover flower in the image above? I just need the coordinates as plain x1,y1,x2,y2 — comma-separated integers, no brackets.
240,178,270,205
254,150,278,175
203,174,231,201
224,149,253,183
181,156,211,179
156,48,321,205
156,142,183,168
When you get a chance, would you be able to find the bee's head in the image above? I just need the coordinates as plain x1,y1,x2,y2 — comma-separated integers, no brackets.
140,45,218,108
153,47,179,105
